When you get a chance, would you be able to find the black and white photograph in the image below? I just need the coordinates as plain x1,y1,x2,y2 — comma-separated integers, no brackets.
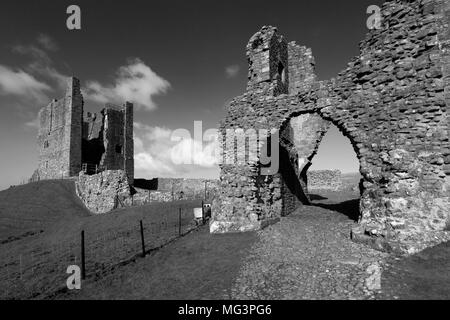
0,0,449,308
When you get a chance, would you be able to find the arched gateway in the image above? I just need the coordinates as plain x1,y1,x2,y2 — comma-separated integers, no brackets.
211,0,450,254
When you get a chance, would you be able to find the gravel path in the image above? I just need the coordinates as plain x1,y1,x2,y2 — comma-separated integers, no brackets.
228,204,388,300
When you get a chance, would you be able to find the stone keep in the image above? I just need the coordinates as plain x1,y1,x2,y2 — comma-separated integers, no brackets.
36,77,134,184
37,78,83,179
211,0,450,254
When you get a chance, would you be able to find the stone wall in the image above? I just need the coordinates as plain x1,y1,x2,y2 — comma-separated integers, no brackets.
81,103,134,183
75,170,131,214
131,189,174,206
290,114,331,197
76,175,219,214
124,102,134,185
76,173,215,213
102,106,125,171
135,178,219,201
36,78,83,180
212,0,450,254
307,170,343,191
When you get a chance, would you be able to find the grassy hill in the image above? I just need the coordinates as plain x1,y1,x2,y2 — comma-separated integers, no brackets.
0,179,204,299
0,179,91,241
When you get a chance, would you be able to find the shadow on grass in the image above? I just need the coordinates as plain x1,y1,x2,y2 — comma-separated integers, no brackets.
309,194,328,201
314,199,360,222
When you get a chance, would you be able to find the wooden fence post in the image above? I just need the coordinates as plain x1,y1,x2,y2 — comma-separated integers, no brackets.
81,230,86,280
140,220,146,257
172,183,174,201
178,208,182,236
19,254,23,280
201,200,205,224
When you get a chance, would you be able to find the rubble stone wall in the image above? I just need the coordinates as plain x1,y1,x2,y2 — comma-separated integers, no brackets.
307,170,343,191
144,178,219,200
75,170,131,214
212,0,450,254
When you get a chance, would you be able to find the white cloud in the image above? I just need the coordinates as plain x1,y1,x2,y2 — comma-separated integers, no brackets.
225,64,240,78
24,115,40,129
133,122,219,178
170,137,218,167
0,65,51,104
85,59,171,111
12,34,68,91
135,152,176,176
36,34,59,51
13,45,51,64
13,34,58,60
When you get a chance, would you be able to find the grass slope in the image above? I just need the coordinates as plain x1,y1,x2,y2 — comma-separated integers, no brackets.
0,180,205,299
0,180,91,240
56,225,257,300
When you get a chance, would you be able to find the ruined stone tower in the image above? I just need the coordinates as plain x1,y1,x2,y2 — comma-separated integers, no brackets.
212,0,450,254
37,78,83,179
35,77,134,184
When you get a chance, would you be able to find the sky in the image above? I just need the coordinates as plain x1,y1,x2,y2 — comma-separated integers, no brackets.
0,0,383,190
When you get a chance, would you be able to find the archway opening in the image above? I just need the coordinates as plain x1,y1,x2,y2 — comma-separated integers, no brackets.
277,112,362,222
307,124,361,221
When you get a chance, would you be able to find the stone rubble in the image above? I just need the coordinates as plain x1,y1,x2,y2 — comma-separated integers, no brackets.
75,170,131,214
307,170,343,192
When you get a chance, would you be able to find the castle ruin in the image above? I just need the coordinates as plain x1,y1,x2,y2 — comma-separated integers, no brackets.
212,0,450,254
34,77,134,184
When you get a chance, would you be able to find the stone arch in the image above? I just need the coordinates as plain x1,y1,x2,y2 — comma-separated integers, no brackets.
277,108,364,211
212,0,450,254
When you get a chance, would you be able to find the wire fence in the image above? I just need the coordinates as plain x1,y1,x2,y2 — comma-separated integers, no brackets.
0,204,208,300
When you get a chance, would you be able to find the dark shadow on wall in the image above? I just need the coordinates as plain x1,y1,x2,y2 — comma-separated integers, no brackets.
82,138,105,166
133,178,158,190
279,145,311,216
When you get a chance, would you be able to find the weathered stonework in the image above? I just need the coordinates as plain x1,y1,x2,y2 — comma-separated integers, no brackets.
36,78,83,179
35,77,134,183
133,178,220,204
307,170,343,192
211,0,450,254
76,170,131,214
150,178,219,199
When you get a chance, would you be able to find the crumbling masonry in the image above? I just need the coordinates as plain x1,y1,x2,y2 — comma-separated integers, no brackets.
34,77,134,184
211,0,450,254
